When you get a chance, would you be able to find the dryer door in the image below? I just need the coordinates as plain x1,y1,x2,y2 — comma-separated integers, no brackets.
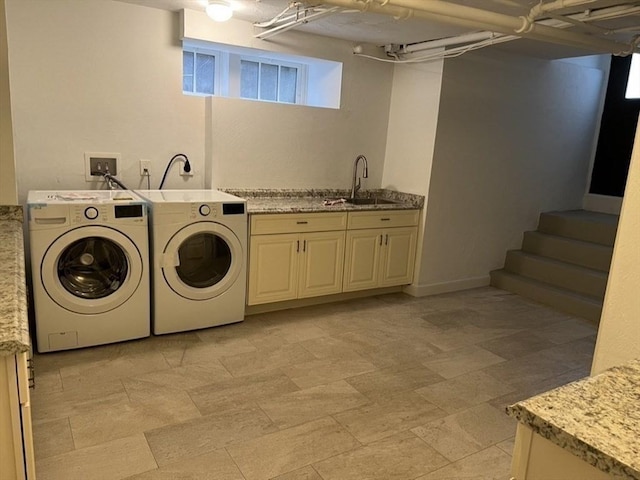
161,222,243,301
41,226,143,314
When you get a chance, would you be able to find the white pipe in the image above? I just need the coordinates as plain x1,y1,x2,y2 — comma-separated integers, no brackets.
255,7,341,39
400,4,640,57
321,0,636,54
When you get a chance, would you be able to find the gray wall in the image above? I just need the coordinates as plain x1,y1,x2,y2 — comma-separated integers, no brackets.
417,49,607,289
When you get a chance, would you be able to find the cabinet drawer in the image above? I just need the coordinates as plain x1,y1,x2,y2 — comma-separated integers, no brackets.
347,210,419,230
251,212,347,235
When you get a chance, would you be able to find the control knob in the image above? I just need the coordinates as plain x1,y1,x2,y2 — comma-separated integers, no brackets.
199,204,211,216
84,206,99,220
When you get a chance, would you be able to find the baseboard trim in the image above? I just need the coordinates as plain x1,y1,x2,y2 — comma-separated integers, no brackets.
245,286,403,315
403,275,490,297
582,194,622,215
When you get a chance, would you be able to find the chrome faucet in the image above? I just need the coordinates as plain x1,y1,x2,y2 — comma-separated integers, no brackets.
350,154,369,198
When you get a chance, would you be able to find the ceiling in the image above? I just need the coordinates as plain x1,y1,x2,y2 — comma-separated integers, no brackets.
119,0,640,58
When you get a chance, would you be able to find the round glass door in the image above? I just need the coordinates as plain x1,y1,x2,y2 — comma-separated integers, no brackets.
175,233,232,289
58,237,129,299
162,222,243,301
42,226,143,314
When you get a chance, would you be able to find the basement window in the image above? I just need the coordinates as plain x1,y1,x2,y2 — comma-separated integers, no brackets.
182,40,341,109
625,53,639,99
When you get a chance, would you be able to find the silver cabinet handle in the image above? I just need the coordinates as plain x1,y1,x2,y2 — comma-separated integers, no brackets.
297,240,300,252
385,234,388,245
303,240,306,252
379,235,383,246
296,221,308,224
380,218,390,221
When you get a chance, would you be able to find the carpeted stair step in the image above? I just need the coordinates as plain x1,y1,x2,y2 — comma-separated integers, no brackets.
522,231,613,272
537,210,618,246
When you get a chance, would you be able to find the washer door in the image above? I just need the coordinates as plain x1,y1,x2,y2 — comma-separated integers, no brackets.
161,222,243,301
41,226,143,315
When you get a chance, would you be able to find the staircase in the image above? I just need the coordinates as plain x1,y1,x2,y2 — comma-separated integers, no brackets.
490,210,619,323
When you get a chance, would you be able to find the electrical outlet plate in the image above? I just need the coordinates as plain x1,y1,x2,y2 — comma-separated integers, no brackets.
85,152,120,182
179,162,194,176
140,159,151,176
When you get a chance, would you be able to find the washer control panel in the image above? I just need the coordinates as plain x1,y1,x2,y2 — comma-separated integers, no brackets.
84,206,99,220
192,203,218,219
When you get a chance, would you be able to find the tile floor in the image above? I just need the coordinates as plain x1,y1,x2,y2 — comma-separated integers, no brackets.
31,287,598,480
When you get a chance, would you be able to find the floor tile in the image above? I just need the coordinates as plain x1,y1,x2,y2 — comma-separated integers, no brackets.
411,403,516,461
415,446,512,480
226,417,361,480
35,434,156,480
332,391,446,443
31,379,129,424
496,436,516,456
477,330,557,360
70,388,201,449
58,351,170,391
145,404,277,466
356,338,443,369
32,418,74,461
188,370,300,415
258,380,370,429
529,317,598,344
124,449,244,479
271,466,323,480
162,338,257,368
281,354,377,389
415,370,515,413
422,345,506,379
32,369,63,394
219,343,316,377
345,363,444,400
123,360,232,392
313,431,448,480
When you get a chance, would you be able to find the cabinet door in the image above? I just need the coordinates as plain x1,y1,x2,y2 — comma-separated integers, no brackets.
343,229,382,292
248,233,299,305
298,231,346,299
380,227,418,287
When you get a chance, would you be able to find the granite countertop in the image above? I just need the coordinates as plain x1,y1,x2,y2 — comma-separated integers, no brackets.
507,358,640,479
222,189,425,214
0,205,30,356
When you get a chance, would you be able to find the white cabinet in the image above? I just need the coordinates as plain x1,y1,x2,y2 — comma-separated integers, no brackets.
0,352,36,480
248,213,347,305
343,210,419,292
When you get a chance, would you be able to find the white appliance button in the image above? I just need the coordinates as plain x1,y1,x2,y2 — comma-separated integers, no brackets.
199,204,211,216
84,207,99,220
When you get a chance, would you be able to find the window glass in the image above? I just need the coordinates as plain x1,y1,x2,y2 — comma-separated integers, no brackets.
240,60,259,99
260,63,278,101
279,66,297,103
195,53,215,95
183,51,194,92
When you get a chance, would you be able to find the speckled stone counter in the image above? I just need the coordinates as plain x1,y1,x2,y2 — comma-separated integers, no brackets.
222,189,424,214
507,358,640,479
0,205,30,356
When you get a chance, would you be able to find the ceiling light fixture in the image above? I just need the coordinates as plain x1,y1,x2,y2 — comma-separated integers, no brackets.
206,0,233,22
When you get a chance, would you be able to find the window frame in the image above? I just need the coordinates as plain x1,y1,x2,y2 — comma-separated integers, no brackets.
182,47,225,97
234,54,307,105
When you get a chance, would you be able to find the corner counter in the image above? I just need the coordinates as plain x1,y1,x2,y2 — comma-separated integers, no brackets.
507,358,640,480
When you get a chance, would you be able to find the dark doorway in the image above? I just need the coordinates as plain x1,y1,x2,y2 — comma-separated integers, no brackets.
589,55,640,197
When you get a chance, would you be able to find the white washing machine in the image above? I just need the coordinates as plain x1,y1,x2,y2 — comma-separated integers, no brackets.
139,190,247,334
28,190,150,353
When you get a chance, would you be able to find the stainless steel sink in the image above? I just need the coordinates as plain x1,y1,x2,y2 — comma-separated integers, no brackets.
346,197,399,205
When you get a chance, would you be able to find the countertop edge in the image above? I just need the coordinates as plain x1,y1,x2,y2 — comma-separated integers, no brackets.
0,212,30,357
506,359,640,480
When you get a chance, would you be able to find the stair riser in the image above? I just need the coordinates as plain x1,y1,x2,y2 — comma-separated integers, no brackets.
490,271,602,323
522,232,613,272
538,214,617,246
505,252,608,299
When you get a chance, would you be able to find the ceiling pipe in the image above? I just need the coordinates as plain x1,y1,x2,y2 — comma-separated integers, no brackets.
400,4,640,56
320,0,637,54
255,6,342,39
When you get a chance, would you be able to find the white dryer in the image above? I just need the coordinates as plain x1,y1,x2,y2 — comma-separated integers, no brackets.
140,190,247,334
28,190,150,353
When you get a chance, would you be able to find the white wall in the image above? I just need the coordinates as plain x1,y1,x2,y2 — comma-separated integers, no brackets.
591,120,640,374
182,10,394,189
6,0,205,201
0,0,16,204
415,49,607,293
380,59,445,294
